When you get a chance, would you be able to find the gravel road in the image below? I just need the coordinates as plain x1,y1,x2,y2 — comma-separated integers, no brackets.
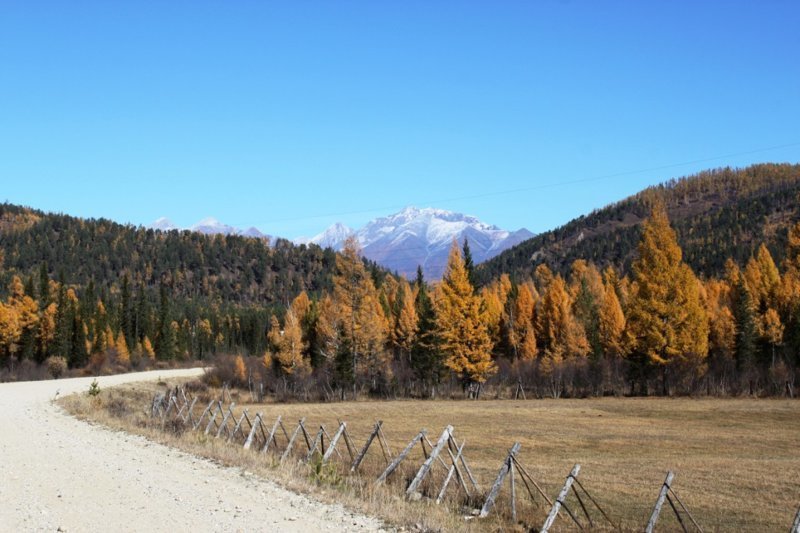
0,369,385,532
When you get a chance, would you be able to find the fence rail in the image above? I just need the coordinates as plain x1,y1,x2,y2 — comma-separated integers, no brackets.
149,385,798,531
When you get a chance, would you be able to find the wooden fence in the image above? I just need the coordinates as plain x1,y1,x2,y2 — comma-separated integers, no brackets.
150,386,799,532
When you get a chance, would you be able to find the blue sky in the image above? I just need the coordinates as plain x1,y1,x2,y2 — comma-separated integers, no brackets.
1,1,798,239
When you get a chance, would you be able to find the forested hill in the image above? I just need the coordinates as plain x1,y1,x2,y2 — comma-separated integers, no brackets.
476,163,800,284
0,203,347,306
0,204,394,363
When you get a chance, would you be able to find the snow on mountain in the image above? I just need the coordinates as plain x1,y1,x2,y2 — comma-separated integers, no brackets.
302,222,354,250
298,207,534,279
147,217,272,241
190,217,240,236
150,217,178,231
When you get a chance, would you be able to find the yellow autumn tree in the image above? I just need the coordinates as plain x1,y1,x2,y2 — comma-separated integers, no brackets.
626,204,709,386
538,274,590,368
268,309,310,377
434,241,495,385
233,354,247,385
507,281,537,360
704,278,737,364
598,271,627,359
115,330,130,365
326,237,391,395
391,279,418,363
761,307,784,367
142,336,156,360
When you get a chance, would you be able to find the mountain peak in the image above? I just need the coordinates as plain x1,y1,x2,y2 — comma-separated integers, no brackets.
149,217,178,231
295,206,532,278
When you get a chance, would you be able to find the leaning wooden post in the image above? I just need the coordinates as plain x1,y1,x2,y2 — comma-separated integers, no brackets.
305,427,325,462
227,409,248,443
541,464,581,533
322,422,347,464
204,401,223,435
790,505,800,533
215,402,236,438
645,471,675,533
479,442,521,518
376,430,427,485
243,413,264,450
261,415,283,454
406,425,453,498
193,399,215,430
351,421,382,472
510,455,517,523
280,417,306,463
436,440,466,504
180,397,198,424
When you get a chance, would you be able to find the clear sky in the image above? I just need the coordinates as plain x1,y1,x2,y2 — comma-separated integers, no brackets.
1,1,799,239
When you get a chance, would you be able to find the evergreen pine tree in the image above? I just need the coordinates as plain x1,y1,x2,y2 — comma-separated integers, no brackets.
156,283,175,360
462,238,476,289
411,266,443,391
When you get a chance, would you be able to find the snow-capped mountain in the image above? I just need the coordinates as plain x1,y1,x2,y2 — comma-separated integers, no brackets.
298,207,534,279
147,217,272,241
297,222,354,249
150,217,178,231
190,217,240,236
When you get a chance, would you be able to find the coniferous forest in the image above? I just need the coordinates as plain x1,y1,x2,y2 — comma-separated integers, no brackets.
1,163,799,398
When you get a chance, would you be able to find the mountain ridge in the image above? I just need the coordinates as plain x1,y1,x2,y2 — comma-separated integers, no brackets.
298,206,533,278
476,163,800,285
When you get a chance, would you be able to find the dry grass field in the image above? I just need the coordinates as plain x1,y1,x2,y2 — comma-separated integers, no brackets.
64,383,800,532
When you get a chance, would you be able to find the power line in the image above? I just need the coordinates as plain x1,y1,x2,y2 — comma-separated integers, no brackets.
241,141,800,228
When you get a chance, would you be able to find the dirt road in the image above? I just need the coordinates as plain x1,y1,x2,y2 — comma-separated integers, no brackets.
0,369,384,532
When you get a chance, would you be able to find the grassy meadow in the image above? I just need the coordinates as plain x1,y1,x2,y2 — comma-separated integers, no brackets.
64,384,800,531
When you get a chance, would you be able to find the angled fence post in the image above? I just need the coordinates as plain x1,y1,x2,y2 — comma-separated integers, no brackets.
406,425,453,498
243,413,263,450
215,402,236,438
479,443,521,518
322,422,347,464
791,505,800,533
376,430,426,485
646,472,675,533
280,417,306,463
541,464,581,533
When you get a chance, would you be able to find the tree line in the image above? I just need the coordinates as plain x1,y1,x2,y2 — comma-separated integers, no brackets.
2,194,799,397
219,203,800,399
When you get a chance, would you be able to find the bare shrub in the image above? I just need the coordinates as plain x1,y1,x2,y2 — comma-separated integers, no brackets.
45,356,68,379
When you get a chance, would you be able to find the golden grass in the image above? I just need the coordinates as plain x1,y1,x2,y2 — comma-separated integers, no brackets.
62,384,800,532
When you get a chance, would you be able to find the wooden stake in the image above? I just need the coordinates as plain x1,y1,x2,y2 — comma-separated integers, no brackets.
666,494,689,533
351,421,382,473
541,464,581,533
511,456,553,505
510,456,517,523
479,442,521,518
436,440,465,504
243,413,263,450
204,401,223,435
180,397,198,424
227,409,248,443
791,505,800,533
670,489,703,532
378,426,393,461
646,471,674,533
215,402,236,438
261,415,283,454
280,417,306,463
193,399,215,430
406,425,453,498
376,430,426,485
322,422,347,464
305,426,325,462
